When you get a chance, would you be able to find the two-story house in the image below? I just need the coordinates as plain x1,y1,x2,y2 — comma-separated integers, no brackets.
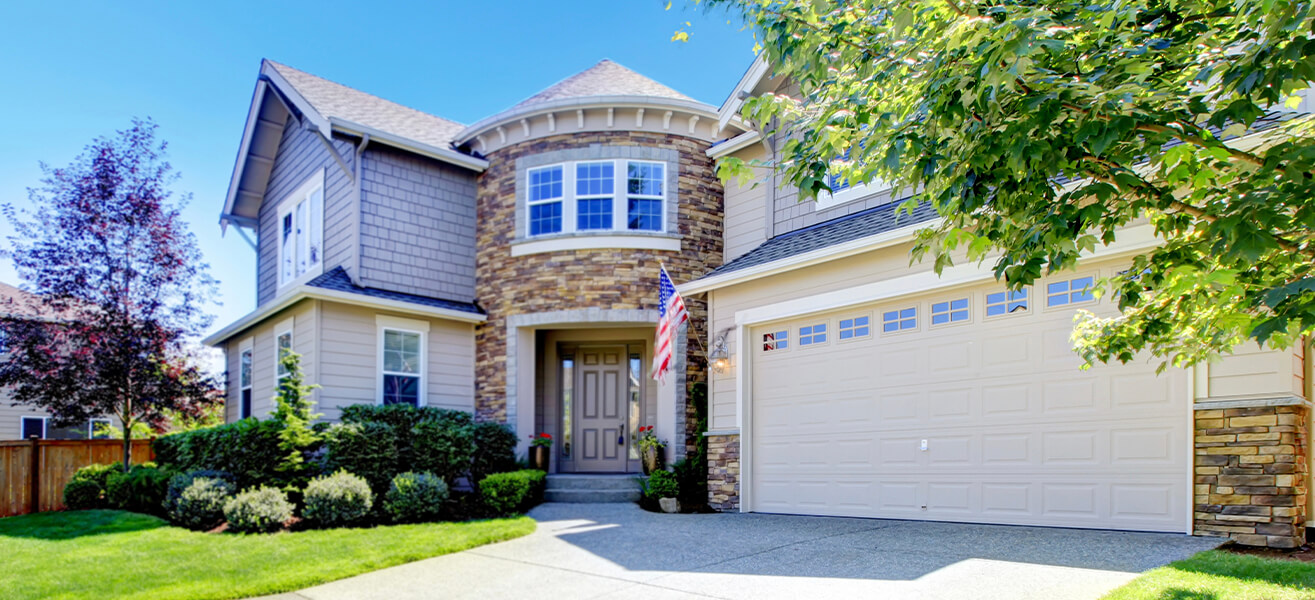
207,57,1314,548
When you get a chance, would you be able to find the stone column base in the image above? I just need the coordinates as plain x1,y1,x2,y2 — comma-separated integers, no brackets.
706,433,740,511
1194,403,1309,548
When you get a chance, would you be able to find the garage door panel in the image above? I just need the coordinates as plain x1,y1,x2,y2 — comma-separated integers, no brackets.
749,281,1189,533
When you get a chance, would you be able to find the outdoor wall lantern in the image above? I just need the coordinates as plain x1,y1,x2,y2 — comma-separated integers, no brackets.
709,328,733,374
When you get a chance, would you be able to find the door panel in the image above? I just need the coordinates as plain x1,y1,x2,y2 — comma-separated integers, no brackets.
575,346,629,472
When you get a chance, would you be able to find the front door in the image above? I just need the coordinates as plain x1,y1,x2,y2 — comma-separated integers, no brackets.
573,346,629,472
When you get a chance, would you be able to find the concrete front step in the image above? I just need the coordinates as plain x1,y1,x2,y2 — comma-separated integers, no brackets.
544,474,642,503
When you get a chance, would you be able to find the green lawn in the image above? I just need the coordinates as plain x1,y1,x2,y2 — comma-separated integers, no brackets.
1103,549,1315,600
0,509,535,600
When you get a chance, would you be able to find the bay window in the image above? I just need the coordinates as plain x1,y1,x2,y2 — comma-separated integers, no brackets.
525,159,666,237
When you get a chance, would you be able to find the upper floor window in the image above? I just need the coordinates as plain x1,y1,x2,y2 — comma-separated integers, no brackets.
817,148,893,210
278,171,324,288
526,160,666,237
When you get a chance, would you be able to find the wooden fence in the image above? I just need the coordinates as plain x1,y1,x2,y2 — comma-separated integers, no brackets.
0,438,154,518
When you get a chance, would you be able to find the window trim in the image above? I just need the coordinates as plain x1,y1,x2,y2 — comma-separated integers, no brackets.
880,306,920,336
20,416,46,439
984,287,1031,320
376,315,429,407
276,169,325,290
798,322,829,347
274,318,294,382
88,418,112,439
837,313,873,343
929,297,972,328
238,337,254,420
1045,273,1099,310
525,159,668,238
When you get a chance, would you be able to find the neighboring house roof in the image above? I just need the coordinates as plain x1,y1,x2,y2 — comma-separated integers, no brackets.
305,267,484,316
265,61,466,151
708,200,939,279
508,59,694,111
0,282,69,321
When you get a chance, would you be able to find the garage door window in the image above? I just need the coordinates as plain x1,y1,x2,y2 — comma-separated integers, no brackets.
799,324,827,346
1047,275,1096,307
986,289,1029,317
882,308,917,333
839,316,870,340
931,298,970,326
762,330,789,351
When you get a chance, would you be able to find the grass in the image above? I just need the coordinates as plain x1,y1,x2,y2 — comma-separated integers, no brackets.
0,509,535,600
1102,549,1315,600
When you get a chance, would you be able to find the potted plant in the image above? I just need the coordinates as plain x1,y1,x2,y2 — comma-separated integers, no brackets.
529,433,552,472
636,426,665,475
645,470,681,513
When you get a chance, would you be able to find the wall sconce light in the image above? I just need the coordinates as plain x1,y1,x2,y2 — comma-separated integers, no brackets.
709,328,733,374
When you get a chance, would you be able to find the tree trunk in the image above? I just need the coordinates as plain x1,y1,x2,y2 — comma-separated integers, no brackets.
121,396,133,472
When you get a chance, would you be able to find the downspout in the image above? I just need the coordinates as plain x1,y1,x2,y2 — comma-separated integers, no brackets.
351,134,371,286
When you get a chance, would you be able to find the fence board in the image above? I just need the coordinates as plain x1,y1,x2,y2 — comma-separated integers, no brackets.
0,439,154,518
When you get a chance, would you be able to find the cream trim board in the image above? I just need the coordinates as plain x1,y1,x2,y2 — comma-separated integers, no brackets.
376,325,427,407
510,234,681,257
375,314,431,333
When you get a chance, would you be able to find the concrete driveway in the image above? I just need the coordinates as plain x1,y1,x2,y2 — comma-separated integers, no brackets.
272,503,1221,600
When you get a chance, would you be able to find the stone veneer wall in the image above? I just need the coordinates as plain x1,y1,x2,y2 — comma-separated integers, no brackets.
1194,404,1309,548
707,433,740,511
473,131,722,446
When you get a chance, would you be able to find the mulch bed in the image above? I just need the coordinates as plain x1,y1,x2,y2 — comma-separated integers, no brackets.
1221,541,1315,563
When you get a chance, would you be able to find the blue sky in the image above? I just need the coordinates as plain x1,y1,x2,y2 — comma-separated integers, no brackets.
0,1,754,334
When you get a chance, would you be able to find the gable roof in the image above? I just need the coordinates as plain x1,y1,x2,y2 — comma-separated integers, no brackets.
265,60,466,150
305,267,483,316
508,59,694,111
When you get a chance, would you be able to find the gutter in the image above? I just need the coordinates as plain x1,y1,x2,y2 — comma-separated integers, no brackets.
706,130,762,159
330,118,488,172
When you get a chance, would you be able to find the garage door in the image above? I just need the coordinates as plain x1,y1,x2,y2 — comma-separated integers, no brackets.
748,275,1189,532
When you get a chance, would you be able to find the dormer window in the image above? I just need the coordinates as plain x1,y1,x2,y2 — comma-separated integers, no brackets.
525,159,667,237
278,169,324,288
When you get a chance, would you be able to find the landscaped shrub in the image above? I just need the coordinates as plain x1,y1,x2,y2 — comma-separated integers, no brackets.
63,463,120,509
411,419,474,484
302,470,373,527
643,470,679,499
479,470,546,516
340,404,473,466
224,486,293,534
153,418,284,490
323,422,398,495
106,463,173,516
165,474,235,531
383,472,449,523
470,422,517,485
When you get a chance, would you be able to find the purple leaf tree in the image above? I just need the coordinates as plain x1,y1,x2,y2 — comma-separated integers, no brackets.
0,118,222,470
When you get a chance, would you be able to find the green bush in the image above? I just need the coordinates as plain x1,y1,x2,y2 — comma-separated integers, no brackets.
323,422,398,495
106,463,173,515
302,470,373,528
341,404,472,466
411,419,474,484
470,422,517,485
224,486,293,534
153,418,284,490
165,473,235,531
383,472,450,523
63,463,121,510
479,470,546,516
643,470,679,499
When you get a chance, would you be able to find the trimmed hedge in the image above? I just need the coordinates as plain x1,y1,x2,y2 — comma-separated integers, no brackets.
302,470,373,527
153,418,283,490
322,421,398,495
411,419,474,484
384,472,449,523
479,470,546,516
106,464,173,516
470,422,517,485
224,486,293,534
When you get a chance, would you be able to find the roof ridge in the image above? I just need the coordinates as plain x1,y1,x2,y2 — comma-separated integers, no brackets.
265,59,466,129
505,58,694,112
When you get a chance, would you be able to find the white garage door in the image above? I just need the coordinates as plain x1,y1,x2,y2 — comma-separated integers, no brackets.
749,276,1189,533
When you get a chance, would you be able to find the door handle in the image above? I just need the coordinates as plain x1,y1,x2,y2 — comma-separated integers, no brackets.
618,424,625,446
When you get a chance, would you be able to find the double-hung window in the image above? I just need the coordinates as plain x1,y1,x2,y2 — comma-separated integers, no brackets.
239,338,253,419
526,160,666,236
275,324,293,382
381,328,424,406
277,171,324,288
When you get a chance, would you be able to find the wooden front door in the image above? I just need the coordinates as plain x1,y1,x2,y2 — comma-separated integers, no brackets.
573,346,629,472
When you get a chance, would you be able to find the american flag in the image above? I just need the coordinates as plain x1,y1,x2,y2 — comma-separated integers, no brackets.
651,265,689,382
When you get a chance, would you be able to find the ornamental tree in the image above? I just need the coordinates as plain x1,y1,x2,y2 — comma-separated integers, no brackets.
0,119,221,469
698,0,1315,368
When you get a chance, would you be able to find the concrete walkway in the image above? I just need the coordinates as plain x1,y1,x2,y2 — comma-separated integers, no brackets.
268,503,1221,600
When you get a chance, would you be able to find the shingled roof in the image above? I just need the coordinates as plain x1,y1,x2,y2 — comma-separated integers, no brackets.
266,60,466,149
508,59,694,111
306,267,484,316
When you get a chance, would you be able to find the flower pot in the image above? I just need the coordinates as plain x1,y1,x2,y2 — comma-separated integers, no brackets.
659,497,679,513
529,446,550,472
641,446,664,475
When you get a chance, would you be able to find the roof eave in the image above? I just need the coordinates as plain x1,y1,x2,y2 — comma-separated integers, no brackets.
328,118,487,172
717,56,770,132
456,95,727,145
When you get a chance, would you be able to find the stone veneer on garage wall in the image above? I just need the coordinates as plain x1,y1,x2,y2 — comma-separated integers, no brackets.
707,433,740,511
1194,404,1309,548
473,131,722,456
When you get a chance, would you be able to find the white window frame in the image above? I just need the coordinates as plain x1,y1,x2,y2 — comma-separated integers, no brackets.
239,337,254,419
761,329,789,352
20,416,46,439
275,318,294,382
837,313,873,342
525,159,668,238
798,322,828,347
985,288,1031,319
88,418,112,439
277,169,325,289
930,297,972,327
376,315,429,407
1045,273,1099,309
881,306,919,335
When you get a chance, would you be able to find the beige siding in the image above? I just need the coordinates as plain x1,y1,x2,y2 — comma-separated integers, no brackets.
222,300,318,421
1207,342,1301,400
0,396,119,441
721,143,769,262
